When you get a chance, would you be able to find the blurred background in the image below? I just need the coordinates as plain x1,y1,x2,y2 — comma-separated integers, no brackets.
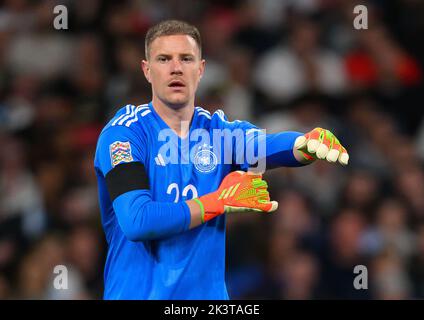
0,0,423,299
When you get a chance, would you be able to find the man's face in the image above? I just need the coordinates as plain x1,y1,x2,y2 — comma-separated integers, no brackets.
142,35,205,108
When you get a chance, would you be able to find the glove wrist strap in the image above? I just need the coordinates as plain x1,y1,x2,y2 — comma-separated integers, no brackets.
193,198,206,223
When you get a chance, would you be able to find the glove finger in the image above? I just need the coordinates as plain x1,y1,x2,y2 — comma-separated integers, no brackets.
318,129,338,159
338,146,349,165
255,199,278,212
264,200,278,212
325,134,342,163
257,190,270,202
252,187,268,199
307,139,320,153
296,127,322,149
304,128,322,153
224,204,274,213
326,149,340,163
224,205,262,213
251,178,267,189
316,143,329,159
294,135,307,150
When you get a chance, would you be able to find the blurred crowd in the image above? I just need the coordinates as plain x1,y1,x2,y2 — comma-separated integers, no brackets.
0,0,423,299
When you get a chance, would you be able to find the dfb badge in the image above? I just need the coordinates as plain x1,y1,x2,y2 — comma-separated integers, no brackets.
194,143,217,173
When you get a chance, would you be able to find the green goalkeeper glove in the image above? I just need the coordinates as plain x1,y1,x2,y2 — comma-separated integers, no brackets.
294,127,349,165
193,171,278,223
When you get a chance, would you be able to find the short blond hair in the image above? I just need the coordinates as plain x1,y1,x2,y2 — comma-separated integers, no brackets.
145,20,202,59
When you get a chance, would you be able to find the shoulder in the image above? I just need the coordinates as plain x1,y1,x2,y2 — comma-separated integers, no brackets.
96,103,153,154
104,103,152,131
194,106,212,121
98,103,153,140
95,104,152,172
194,107,229,131
195,106,229,124
197,106,258,132
195,106,258,133
207,107,245,128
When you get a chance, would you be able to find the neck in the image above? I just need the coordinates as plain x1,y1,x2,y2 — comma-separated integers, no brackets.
152,96,194,138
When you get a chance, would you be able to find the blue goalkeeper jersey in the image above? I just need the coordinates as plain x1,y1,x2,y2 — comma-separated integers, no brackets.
94,102,303,300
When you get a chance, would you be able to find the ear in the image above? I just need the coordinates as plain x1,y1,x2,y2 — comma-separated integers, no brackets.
141,60,151,83
199,59,206,80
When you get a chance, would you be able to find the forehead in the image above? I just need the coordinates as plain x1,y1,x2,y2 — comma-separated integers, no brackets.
149,34,200,56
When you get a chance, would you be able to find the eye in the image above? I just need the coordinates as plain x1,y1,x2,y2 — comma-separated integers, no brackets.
182,56,194,62
157,56,168,63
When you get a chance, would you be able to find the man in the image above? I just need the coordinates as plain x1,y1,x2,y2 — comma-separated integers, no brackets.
94,20,348,299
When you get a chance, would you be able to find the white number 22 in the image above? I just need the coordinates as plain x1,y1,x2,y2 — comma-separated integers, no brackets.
166,183,198,203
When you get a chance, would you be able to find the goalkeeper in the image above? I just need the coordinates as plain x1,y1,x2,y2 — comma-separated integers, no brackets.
94,20,349,299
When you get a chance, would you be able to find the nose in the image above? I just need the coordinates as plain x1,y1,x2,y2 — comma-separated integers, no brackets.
170,58,183,75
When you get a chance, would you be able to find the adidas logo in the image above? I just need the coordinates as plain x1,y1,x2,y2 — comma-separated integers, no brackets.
217,183,241,200
154,154,166,166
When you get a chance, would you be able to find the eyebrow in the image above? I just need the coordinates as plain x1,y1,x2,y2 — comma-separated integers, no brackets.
155,53,195,58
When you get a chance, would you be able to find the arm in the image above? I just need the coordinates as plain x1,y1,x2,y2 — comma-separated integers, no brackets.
97,127,202,241
261,131,307,169
97,127,275,242
107,169,275,240
216,110,348,171
240,127,348,171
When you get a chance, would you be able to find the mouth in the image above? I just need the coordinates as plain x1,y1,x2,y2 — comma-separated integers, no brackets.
168,80,186,88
